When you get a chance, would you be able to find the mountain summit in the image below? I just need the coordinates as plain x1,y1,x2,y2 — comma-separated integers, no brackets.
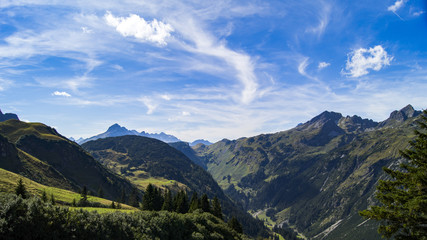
0,109,19,122
78,123,180,144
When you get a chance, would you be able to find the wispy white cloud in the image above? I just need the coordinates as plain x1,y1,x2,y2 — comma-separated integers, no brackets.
104,11,174,46
298,57,310,76
305,2,331,38
52,91,71,97
173,16,259,104
318,62,330,69
388,0,407,12
343,45,393,78
413,11,425,17
0,78,13,91
139,97,157,114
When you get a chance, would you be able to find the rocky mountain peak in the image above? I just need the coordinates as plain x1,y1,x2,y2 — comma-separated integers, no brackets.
301,111,343,130
379,104,422,128
0,109,19,122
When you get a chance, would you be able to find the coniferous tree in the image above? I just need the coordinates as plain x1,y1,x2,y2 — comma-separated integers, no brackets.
111,201,116,209
200,194,211,213
152,187,164,211
81,186,88,200
41,189,48,202
161,189,173,211
228,216,243,233
142,184,154,210
174,190,189,213
50,193,55,205
15,179,28,199
360,110,427,239
129,187,140,208
188,192,200,212
212,196,223,220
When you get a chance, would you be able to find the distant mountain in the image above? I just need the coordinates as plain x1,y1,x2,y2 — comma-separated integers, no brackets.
0,119,135,201
192,104,424,240
190,139,213,146
78,123,180,144
82,135,268,237
0,109,19,122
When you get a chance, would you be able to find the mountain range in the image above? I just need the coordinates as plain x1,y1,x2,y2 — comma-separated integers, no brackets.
76,123,181,144
0,104,424,239
175,104,423,239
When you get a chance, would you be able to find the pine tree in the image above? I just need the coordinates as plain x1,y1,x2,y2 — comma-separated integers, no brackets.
152,187,164,211
41,189,48,202
228,216,243,233
200,194,211,213
142,184,154,210
212,196,223,220
188,192,200,212
161,189,173,211
15,178,28,199
129,187,140,208
174,190,189,214
111,201,116,209
50,193,55,205
360,110,427,239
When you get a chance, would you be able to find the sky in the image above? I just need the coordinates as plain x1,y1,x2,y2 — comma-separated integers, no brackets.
0,0,426,142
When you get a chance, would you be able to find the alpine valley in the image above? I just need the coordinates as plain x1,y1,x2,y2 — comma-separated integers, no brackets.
0,104,424,239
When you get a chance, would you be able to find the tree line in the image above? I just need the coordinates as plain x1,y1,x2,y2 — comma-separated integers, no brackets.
0,192,248,240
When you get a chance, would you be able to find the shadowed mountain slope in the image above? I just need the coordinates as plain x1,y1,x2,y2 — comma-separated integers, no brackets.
0,119,135,201
193,105,423,239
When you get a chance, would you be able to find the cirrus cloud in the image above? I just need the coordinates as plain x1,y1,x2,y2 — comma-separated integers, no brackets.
343,45,393,78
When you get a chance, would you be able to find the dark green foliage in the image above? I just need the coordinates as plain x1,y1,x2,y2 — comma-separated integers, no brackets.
161,189,173,211
14,179,27,199
0,193,246,240
50,193,55,205
189,192,200,212
228,216,243,234
174,190,189,214
212,196,223,220
201,194,211,213
129,187,140,208
360,110,427,240
273,225,299,240
41,190,48,202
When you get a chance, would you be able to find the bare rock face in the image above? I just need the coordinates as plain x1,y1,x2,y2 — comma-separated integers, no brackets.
0,109,19,122
378,104,422,127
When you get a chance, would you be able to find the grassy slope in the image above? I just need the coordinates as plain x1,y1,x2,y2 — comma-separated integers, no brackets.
0,119,136,201
0,167,136,210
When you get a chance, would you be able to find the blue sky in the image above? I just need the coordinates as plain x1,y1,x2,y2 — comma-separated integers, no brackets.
0,0,426,142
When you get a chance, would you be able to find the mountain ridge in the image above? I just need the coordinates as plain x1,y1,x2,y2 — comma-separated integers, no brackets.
189,104,424,239
77,123,181,144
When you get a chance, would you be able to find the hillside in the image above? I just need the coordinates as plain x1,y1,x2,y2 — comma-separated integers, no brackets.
0,119,135,201
192,105,423,239
82,135,268,237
